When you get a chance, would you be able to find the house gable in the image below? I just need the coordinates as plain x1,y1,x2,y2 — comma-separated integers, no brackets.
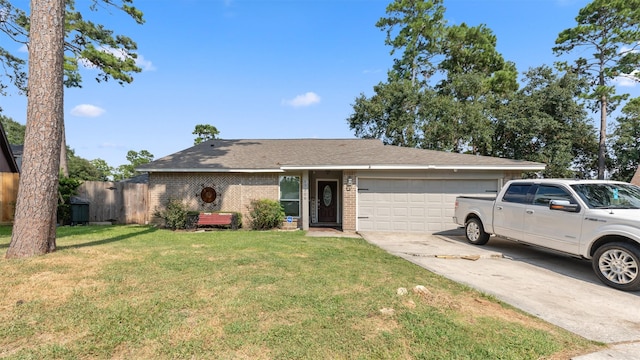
0,123,19,173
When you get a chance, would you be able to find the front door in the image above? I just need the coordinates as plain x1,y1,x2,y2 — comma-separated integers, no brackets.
317,180,337,223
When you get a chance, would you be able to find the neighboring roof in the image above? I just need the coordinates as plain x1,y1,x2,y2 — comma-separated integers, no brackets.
119,173,149,184
137,139,546,173
0,122,19,173
10,144,23,156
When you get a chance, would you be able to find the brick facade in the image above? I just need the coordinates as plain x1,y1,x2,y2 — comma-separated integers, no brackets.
632,167,640,187
148,169,516,232
148,172,279,227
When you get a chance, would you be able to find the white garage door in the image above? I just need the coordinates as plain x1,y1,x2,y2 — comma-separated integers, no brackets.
357,178,498,233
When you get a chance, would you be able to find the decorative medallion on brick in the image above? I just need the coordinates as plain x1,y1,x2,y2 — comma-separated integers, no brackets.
201,187,217,203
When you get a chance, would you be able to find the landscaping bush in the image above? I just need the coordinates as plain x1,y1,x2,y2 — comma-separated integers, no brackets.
228,212,243,229
57,176,82,225
153,199,191,230
249,199,284,230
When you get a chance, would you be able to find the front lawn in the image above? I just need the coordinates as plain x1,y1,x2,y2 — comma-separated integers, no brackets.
0,225,601,359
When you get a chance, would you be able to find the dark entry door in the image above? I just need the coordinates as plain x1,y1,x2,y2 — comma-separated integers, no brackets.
317,181,337,223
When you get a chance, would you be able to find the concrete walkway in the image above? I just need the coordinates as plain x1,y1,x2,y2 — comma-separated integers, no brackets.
307,230,640,360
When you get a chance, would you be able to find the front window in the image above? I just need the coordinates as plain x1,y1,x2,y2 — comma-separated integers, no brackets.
571,183,640,209
279,176,300,217
532,185,575,206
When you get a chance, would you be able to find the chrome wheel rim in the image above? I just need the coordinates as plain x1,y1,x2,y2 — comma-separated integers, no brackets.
598,249,639,285
466,222,480,242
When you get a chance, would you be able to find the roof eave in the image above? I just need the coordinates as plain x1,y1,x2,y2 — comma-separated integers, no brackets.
282,164,546,171
136,168,284,173
139,164,546,173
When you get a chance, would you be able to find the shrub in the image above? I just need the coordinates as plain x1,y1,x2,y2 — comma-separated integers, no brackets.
228,212,243,230
57,176,82,225
154,199,190,230
249,199,284,230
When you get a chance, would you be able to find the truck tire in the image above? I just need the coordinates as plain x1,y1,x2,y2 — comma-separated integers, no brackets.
592,242,640,291
465,218,490,245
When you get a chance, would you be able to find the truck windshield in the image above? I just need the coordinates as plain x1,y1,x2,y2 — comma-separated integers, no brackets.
571,183,640,209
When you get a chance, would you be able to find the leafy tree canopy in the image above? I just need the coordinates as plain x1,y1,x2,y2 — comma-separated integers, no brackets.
554,0,640,178
493,66,598,178
66,147,104,181
610,97,640,182
0,114,25,144
114,149,153,180
349,0,518,156
90,158,114,181
0,0,145,93
193,124,220,145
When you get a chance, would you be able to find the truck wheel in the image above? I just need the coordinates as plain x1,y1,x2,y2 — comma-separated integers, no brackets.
592,242,640,291
465,218,489,245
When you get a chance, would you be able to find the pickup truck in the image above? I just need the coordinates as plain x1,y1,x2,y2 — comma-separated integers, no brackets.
454,179,640,291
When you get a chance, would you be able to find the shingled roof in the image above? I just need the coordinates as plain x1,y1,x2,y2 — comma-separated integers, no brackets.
137,139,545,173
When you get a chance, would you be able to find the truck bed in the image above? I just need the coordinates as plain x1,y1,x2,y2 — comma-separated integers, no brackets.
456,196,496,201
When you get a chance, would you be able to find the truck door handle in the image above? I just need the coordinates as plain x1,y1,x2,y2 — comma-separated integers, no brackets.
496,206,503,211
526,209,534,214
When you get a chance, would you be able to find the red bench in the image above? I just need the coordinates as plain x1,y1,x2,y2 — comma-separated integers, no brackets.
197,212,236,229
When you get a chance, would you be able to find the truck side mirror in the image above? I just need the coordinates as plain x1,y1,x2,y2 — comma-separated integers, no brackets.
549,200,580,213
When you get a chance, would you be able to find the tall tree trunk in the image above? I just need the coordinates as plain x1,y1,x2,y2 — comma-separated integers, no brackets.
6,0,65,258
598,94,607,180
60,122,68,177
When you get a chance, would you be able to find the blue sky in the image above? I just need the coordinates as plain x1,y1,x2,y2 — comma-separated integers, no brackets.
1,0,638,168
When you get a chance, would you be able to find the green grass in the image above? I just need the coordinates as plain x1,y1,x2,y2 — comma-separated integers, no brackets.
0,225,601,359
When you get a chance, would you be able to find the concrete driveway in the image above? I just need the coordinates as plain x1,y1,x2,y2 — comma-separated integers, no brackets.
359,230,640,360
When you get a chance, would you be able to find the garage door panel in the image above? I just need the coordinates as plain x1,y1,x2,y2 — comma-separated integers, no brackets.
358,178,498,233
358,205,374,216
393,222,409,231
393,193,408,201
427,207,442,216
393,208,408,216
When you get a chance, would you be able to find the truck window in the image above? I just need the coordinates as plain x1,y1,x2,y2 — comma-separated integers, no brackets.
532,185,574,206
501,184,533,204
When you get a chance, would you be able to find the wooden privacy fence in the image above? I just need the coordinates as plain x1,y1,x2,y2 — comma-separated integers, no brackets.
77,181,148,224
0,172,19,224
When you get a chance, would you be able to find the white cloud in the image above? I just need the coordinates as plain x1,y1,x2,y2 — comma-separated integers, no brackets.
620,43,640,55
615,76,637,87
282,92,321,107
135,54,156,71
614,70,639,87
70,104,105,117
